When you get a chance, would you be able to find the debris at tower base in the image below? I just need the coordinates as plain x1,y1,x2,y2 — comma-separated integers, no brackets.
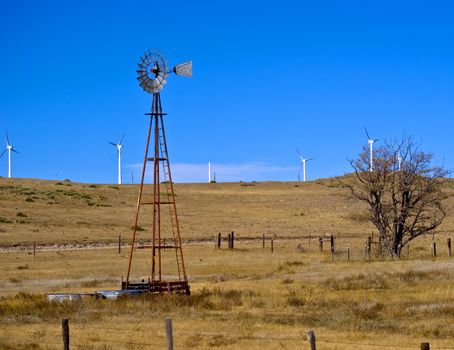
121,280,190,295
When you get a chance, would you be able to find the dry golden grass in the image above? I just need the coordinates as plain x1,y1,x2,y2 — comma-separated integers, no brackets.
1,177,454,349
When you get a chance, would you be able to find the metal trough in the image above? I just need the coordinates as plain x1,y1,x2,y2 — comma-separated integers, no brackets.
47,293,85,302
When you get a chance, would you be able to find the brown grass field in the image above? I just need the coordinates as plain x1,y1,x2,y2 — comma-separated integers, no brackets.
0,177,454,349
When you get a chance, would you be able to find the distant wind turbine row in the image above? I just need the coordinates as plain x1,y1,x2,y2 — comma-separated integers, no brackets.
296,128,380,182
1,129,382,183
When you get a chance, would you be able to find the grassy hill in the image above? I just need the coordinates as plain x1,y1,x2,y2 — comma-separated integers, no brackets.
1,176,454,246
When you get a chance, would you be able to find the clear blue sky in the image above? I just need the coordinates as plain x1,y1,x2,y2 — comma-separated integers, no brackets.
1,1,453,183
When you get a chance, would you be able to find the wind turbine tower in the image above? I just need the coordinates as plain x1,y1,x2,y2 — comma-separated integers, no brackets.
208,162,211,183
296,148,314,182
0,131,19,178
109,134,125,185
397,153,403,171
365,128,379,172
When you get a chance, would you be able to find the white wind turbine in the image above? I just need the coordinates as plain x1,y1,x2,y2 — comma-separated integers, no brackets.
108,134,125,185
365,128,379,172
397,152,403,171
208,161,211,183
0,131,19,178
296,148,314,182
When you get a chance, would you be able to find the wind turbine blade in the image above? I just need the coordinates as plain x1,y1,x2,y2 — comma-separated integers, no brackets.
296,147,302,156
374,139,379,142
307,157,315,161
364,127,371,140
119,133,125,145
12,148,19,154
0,149,6,158
5,130,10,146
108,141,117,147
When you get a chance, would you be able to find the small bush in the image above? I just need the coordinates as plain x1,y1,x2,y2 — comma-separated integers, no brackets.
16,212,27,218
287,291,305,307
0,217,13,224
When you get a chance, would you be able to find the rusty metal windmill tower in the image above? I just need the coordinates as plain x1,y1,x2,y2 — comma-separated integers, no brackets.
123,49,192,295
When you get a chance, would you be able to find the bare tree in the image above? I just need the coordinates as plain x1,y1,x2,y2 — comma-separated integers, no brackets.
346,137,448,258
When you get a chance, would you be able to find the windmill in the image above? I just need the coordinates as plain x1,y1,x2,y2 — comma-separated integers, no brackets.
296,148,314,182
124,49,192,295
365,128,379,172
108,134,125,185
0,131,19,178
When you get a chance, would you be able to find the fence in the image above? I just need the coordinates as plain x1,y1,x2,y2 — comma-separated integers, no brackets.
3,318,453,349
212,231,453,262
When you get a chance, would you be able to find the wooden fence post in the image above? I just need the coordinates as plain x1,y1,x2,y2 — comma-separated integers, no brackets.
262,233,265,248
306,330,316,350
118,234,121,254
347,244,350,261
33,242,36,257
448,238,451,257
366,236,371,260
165,317,174,350
62,318,69,350
319,237,323,252
271,239,274,253
330,235,335,261
421,342,430,350
217,233,221,248
227,233,231,249
231,231,234,249
432,242,437,258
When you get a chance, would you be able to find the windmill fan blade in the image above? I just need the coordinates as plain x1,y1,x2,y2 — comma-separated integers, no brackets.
365,127,371,140
0,149,6,158
119,134,125,144
108,141,117,146
307,157,315,161
138,76,150,85
12,148,19,154
140,56,148,66
137,62,147,70
296,147,302,156
144,79,157,88
5,130,10,146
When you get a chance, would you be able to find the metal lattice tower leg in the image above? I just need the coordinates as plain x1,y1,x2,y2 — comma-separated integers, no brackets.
124,93,190,295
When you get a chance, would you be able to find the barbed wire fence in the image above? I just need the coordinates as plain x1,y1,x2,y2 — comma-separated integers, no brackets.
2,318,454,350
